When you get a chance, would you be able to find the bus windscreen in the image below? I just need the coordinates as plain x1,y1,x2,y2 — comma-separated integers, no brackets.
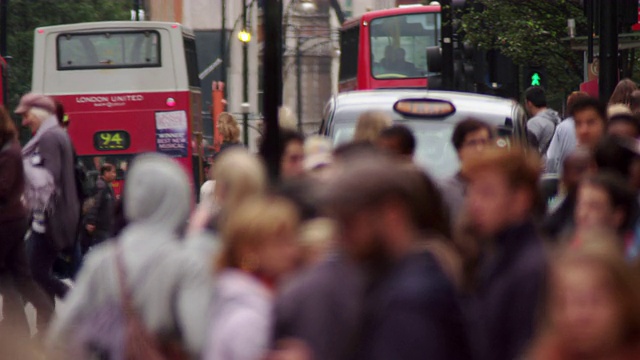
370,13,439,79
57,30,160,70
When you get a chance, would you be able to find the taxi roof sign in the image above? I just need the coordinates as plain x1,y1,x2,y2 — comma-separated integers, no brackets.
393,98,456,118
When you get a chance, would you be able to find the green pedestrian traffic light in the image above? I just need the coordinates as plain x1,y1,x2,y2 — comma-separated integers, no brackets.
524,66,546,89
530,72,541,86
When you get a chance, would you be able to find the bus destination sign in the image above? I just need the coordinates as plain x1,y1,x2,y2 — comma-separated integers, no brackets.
93,130,131,151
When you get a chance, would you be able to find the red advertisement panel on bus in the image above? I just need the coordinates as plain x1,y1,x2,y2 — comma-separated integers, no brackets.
31,21,203,197
339,5,441,92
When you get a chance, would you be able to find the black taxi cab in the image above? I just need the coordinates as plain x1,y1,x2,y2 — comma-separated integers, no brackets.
319,89,529,179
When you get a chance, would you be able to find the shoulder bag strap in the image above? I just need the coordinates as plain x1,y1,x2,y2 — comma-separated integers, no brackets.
114,244,136,316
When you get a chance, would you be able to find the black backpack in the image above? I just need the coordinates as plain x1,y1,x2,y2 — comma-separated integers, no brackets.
73,151,97,204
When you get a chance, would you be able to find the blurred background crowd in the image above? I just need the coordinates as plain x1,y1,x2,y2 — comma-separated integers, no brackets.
3,85,640,360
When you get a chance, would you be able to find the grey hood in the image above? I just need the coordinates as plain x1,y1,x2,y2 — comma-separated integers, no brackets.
537,108,561,126
122,152,191,241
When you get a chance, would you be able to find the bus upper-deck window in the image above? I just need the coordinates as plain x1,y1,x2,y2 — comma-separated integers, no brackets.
57,31,161,70
370,13,439,79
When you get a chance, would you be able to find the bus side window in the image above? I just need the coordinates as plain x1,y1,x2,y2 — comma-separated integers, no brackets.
339,26,359,82
184,37,200,88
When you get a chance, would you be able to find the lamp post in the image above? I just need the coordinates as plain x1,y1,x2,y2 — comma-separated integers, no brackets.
287,0,318,133
239,1,251,147
241,102,250,146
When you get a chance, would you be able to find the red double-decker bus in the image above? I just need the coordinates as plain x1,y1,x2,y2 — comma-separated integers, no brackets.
31,21,203,197
339,4,441,92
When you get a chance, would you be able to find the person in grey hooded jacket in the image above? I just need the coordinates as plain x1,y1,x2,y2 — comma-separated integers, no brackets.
47,153,214,359
524,86,561,156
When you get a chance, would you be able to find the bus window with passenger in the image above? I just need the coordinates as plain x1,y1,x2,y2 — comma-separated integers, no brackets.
370,13,439,79
339,5,441,92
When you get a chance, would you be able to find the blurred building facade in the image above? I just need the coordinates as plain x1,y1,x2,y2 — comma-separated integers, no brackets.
146,0,261,150
281,0,336,134
144,0,407,139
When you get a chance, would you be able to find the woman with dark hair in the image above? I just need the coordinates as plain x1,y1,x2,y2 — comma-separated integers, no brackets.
0,106,53,339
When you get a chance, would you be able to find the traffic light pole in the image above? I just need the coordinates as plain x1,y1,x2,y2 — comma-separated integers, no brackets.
440,0,454,90
261,0,283,180
599,0,618,102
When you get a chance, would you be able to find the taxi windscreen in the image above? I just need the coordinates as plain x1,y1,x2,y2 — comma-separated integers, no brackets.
333,122,458,179
333,121,513,179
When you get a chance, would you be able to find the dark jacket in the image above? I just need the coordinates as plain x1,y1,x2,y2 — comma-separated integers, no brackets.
468,221,547,360
84,178,115,236
39,128,81,250
356,251,472,360
541,193,576,241
0,140,27,223
273,253,365,360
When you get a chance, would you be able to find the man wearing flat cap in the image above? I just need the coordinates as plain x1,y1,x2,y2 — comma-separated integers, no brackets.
18,92,80,331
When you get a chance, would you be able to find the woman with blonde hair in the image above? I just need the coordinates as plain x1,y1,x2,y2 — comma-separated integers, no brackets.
203,196,301,360
186,148,267,235
212,148,267,217
353,110,392,143
217,112,241,153
528,236,640,360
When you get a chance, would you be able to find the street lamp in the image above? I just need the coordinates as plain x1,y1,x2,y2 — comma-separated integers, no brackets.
241,102,250,146
238,29,252,43
239,0,251,148
296,0,317,13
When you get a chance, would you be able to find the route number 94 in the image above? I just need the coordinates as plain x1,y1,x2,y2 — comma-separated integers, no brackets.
93,131,130,151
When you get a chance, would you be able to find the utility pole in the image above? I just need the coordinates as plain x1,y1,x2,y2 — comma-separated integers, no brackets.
241,0,249,147
296,35,302,132
261,0,283,180
440,0,454,90
599,0,618,102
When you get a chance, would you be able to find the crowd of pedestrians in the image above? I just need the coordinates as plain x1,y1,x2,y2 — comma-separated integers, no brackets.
3,83,640,360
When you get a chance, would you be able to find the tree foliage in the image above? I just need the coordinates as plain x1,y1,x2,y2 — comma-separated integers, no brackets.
461,0,586,107
6,0,131,110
